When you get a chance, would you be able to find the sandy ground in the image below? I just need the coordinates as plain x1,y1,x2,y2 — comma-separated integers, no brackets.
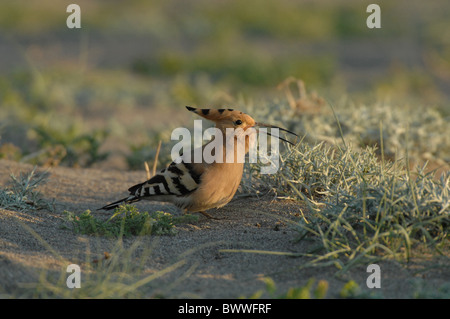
0,159,448,298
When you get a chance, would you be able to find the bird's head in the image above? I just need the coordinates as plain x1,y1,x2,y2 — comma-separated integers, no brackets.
185,106,255,131
185,106,298,145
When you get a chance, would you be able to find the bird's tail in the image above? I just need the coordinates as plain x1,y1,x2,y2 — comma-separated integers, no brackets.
97,196,140,211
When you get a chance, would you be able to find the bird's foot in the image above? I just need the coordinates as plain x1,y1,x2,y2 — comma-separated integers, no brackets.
198,211,222,220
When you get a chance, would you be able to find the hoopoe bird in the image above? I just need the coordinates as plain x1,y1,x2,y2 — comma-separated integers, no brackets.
99,106,297,218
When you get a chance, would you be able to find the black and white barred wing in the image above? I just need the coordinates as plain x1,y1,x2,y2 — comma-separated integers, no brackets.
99,161,203,211
129,161,202,197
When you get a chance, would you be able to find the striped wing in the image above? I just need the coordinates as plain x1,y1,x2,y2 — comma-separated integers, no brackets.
128,161,202,198
99,158,204,211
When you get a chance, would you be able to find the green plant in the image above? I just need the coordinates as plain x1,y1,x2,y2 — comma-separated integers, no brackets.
0,166,53,212
63,204,198,237
31,125,109,167
246,277,329,299
0,142,23,161
339,280,360,298
242,132,449,273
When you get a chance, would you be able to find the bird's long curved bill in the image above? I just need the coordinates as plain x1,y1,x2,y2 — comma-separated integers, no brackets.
255,122,298,146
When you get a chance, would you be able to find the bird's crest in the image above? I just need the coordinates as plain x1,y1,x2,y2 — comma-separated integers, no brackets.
185,106,298,144
185,106,247,121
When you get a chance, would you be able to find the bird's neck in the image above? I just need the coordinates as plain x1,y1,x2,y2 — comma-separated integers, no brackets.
221,129,252,164
201,126,255,164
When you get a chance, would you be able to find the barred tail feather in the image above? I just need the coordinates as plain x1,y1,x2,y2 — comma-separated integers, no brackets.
97,196,140,211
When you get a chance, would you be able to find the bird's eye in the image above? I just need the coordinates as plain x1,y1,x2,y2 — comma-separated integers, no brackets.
234,120,243,125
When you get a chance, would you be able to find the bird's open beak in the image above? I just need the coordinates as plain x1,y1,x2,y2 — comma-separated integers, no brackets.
254,122,298,146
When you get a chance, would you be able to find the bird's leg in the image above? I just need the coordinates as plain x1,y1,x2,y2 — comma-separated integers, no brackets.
198,211,221,220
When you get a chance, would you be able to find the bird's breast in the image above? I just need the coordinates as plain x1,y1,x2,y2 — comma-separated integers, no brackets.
186,162,244,212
